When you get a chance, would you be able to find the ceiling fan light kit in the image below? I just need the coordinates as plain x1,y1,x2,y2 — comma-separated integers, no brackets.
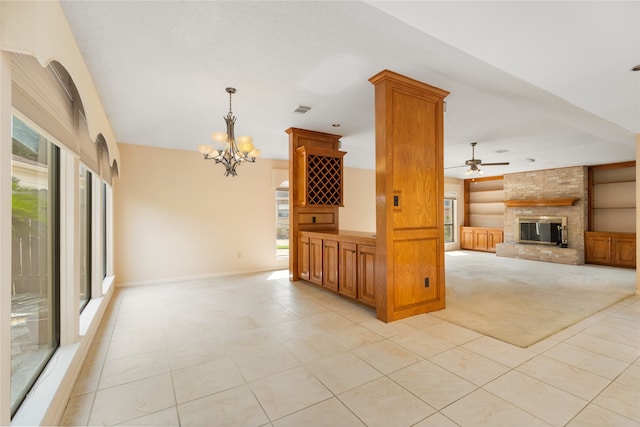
447,141,510,176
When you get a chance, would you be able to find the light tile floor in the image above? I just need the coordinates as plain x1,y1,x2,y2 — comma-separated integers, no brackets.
61,270,640,426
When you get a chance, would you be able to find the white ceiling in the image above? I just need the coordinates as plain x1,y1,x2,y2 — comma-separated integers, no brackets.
60,1,640,178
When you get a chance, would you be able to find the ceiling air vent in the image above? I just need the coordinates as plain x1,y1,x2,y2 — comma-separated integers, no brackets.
291,105,311,114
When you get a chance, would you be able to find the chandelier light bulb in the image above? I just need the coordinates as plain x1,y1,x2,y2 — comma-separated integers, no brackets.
198,144,213,155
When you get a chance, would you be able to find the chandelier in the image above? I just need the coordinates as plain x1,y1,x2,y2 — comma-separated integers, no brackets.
198,87,259,176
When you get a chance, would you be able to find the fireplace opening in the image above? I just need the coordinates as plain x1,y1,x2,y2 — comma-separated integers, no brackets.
516,216,567,246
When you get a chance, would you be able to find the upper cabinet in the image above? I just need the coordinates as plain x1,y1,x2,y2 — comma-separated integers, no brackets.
294,145,345,207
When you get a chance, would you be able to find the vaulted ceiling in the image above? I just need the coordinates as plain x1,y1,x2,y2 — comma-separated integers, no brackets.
60,1,639,178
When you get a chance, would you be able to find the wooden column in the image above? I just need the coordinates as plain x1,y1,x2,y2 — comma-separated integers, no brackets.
286,128,343,281
369,70,449,322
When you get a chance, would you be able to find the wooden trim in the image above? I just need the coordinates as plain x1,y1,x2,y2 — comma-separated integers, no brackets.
588,167,594,231
589,161,636,171
503,198,579,207
464,176,503,183
463,179,470,226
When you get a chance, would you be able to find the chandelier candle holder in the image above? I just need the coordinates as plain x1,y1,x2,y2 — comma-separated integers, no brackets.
198,87,260,176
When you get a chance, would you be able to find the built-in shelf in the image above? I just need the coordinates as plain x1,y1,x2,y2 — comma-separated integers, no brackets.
503,198,579,207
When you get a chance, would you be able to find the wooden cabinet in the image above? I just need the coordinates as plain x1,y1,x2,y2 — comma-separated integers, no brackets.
294,145,345,207
585,231,636,268
298,230,376,307
338,242,357,299
323,240,339,291
474,229,489,251
461,226,503,253
460,227,474,249
287,128,343,282
357,245,376,307
488,229,504,251
309,237,323,285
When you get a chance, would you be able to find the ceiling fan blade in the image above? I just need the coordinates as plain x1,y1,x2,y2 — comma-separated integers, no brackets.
480,162,510,166
444,165,467,169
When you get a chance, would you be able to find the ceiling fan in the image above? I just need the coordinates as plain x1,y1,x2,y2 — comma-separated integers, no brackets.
446,142,510,175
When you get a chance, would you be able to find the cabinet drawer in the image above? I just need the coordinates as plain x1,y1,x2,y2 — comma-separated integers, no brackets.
298,213,335,225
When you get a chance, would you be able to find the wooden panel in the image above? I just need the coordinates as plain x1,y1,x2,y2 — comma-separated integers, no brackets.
298,235,310,280
391,91,438,230
338,242,357,299
309,237,323,285
488,230,503,252
473,229,489,251
358,245,376,307
323,240,339,291
585,233,611,264
460,227,474,249
392,238,441,310
612,236,636,268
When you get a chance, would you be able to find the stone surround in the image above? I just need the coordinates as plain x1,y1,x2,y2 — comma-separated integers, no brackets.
496,166,588,265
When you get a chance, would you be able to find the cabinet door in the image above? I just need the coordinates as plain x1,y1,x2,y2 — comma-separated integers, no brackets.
323,240,339,291
585,234,611,265
298,235,310,280
338,242,357,299
612,236,636,268
357,245,376,307
309,237,323,285
474,229,489,251
460,227,474,249
488,230,503,252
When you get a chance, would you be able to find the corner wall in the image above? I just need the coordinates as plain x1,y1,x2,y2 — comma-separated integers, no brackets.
114,143,379,285
113,143,290,285
497,166,588,264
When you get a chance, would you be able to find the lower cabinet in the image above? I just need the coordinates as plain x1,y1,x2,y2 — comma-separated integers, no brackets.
298,235,310,281
357,245,376,307
585,231,636,268
460,226,503,253
299,231,376,307
309,237,323,285
338,242,357,299
323,240,339,291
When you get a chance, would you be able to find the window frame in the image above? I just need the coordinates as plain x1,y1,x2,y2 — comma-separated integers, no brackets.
10,113,61,416
444,197,456,244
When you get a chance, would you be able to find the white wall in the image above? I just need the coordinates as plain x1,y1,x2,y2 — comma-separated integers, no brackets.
114,145,382,284
339,167,376,232
114,143,290,285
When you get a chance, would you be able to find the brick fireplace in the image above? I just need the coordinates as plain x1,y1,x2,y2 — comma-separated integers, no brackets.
496,166,588,265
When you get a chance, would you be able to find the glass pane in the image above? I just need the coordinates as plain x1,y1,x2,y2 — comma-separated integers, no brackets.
79,167,91,311
11,116,58,414
444,199,454,243
102,182,107,279
276,189,289,257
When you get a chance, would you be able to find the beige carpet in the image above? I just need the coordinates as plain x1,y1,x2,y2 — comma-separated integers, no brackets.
434,250,637,348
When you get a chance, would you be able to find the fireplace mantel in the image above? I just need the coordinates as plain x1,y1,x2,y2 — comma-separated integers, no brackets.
503,198,579,207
